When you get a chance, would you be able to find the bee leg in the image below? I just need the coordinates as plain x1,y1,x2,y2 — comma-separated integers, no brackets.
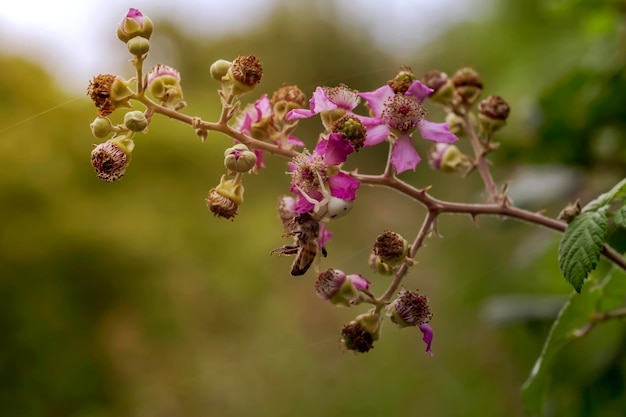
321,246,328,257
270,245,299,256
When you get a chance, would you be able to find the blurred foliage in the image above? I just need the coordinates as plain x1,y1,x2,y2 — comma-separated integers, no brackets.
1,0,626,416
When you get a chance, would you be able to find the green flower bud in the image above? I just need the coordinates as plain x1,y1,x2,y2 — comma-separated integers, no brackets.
428,143,467,173
224,144,257,172
90,117,114,139
126,36,150,56
123,111,148,132
117,8,153,43
146,64,183,105
209,59,232,81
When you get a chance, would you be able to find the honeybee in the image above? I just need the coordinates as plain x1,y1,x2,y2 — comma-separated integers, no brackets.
271,212,328,276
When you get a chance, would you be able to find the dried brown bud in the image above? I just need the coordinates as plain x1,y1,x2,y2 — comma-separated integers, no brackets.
478,95,510,121
271,85,307,120
373,230,409,266
230,55,263,95
451,67,483,109
206,188,239,220
87,74,133,117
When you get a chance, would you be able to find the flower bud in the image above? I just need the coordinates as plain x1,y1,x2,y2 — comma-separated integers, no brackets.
91,138,134,182
87,74,134,117
422,70,455,106
126,36,150,56
428,143,466,173
477,95,510,135
117,8,153,43
271,85,307,121
206,174,244,220
90,117,114,139
372,230,409,267
445,112,464,137
225,55,263,96
340,311,382,353
223,144,257,172
451,66,483,109
146,64,183,105
315,269,371,307
209,59,232,81
123,110,148,132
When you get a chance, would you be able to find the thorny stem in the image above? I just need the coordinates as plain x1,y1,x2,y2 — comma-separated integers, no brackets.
135,94,626,287
462,113,500,202
379,210,438,303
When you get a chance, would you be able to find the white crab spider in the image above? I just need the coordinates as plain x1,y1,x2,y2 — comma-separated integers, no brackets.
295,169,354,221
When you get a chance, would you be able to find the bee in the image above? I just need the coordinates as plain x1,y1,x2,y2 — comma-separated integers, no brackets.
271,212,328,276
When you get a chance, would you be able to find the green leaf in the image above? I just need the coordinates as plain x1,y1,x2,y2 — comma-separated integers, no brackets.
582,177,626,213
523,267,626,416
558,210,608,292
522,284,601,416
613,204,626,229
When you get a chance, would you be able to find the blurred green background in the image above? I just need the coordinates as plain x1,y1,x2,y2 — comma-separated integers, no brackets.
1,0,626,416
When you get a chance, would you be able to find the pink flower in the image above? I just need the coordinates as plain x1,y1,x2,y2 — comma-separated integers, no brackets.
359,80,458,173
285,85,361,122
233,95,304,169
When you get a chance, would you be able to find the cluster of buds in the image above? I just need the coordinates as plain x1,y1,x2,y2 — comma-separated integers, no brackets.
421,67,511,174
210,55,264,99
87,9,189,182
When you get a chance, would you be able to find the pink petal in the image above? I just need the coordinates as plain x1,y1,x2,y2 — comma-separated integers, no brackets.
347,274,370,291
310,86,338,114
391,132,421,173
285,108,315,121
254,149,265,169
286,135,304,147
315,133,354,166
418,120,458,143
406,80,434,103
254,94,272,118
419,324,434,356
328,172,360,200
359,85,394,118
364,122,390,147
